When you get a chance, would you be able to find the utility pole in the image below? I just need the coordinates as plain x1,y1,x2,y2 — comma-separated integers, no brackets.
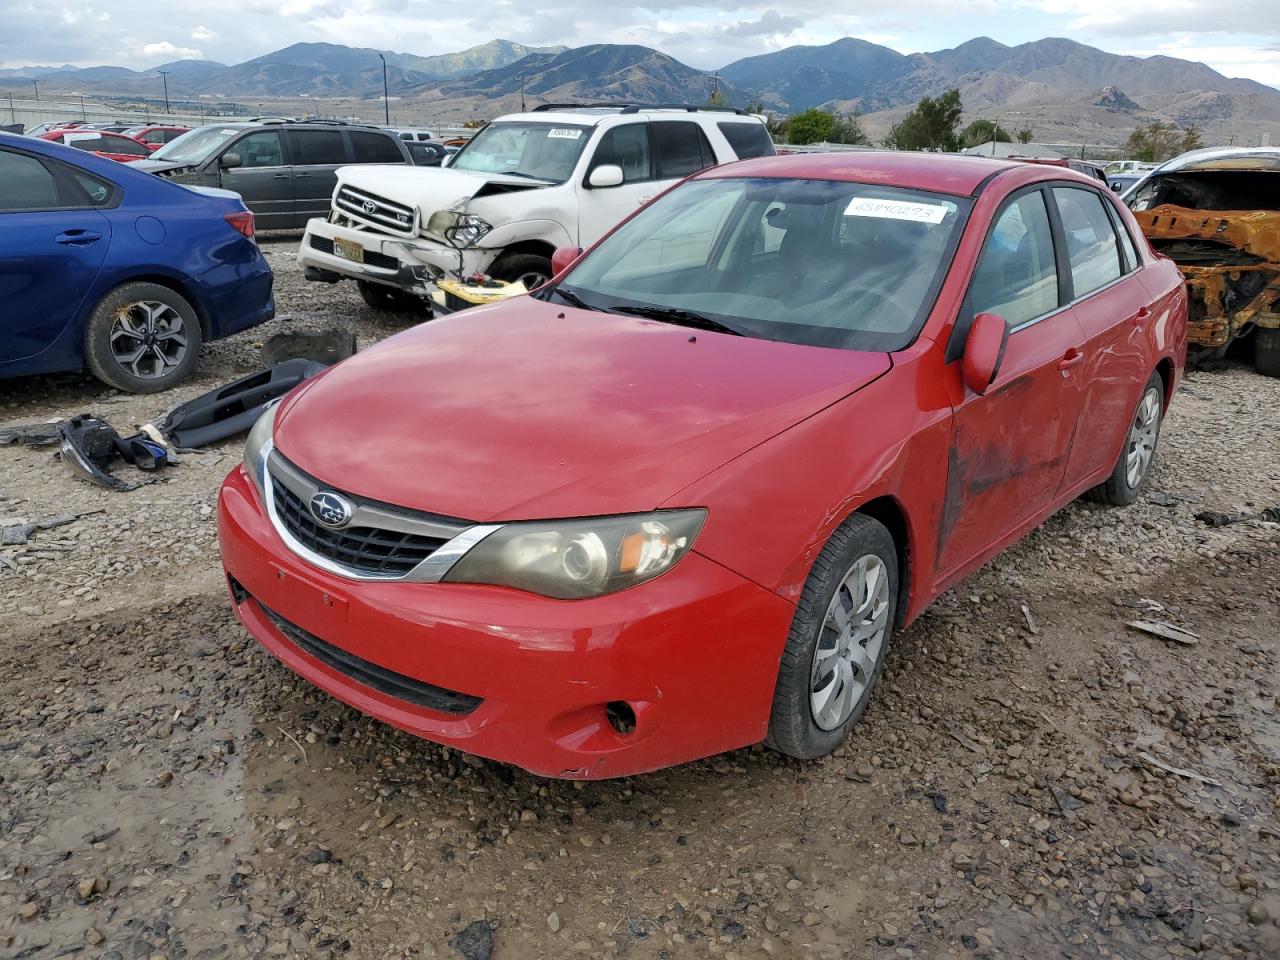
8,92,16,125
378,53,390,125
158,70,170,114
520,74,526,112
79,94,86,120
32,79,38,101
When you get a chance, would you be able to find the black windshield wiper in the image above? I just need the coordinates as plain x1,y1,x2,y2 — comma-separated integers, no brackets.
548,285,599,311
502,171,553,182
611,305,745,336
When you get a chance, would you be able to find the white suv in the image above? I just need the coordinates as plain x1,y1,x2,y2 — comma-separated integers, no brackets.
298,104,775,310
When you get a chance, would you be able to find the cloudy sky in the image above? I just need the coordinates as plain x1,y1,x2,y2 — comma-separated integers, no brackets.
2,0,1278,86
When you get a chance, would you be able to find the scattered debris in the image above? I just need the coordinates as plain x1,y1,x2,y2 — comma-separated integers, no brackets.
1195,506,1280,527
1020,603,1039,635
261,329,357,367
0,420,63,446
1126,619,1200,646
1137,751,1223,788
58,415,169,492
1146,491,1186,508
448,920,495,960
1,512,101,546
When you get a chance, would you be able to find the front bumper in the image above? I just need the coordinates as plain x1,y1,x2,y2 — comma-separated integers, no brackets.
297,218,496,296
217,465,795,779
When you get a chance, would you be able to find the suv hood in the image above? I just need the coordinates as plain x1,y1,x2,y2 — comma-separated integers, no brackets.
337,164,545,217
273,299,890,522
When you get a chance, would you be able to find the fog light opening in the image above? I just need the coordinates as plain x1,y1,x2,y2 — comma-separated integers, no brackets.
605,701,637,736
228,575,249,605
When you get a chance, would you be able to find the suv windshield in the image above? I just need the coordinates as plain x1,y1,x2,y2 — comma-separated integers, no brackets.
555,176,971,351
151,126,242,165
449,122,590,182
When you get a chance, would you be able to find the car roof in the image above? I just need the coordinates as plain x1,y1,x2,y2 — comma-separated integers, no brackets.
1152,146,1280,174
698,151,1042,197
488,108,765,127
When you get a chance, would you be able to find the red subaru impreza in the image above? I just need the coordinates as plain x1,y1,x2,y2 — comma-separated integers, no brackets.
218,152,1186,779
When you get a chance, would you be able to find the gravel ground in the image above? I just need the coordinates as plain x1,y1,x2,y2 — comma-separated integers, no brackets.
1,236,1278,960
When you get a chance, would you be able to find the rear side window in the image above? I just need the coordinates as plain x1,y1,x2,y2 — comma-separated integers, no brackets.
231,131,284,168
288,130,348,166
62,134,108,153
718,122,775,159
1104,202,1141,272
1053,187,1123,297
592,124,652,183
653,121,716,179
0,151,59,210
69,170,113,205
104,135,148,157
970,190,1060,329
350,131,404,164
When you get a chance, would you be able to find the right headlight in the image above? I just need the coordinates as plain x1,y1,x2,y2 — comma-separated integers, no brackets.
443,509,706,599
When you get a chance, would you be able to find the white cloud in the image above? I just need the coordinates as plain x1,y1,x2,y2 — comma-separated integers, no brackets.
141,40,204,60
191,25,217,42
723,10,804,38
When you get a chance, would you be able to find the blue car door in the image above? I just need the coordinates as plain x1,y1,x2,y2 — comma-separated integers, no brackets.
0,146,111,371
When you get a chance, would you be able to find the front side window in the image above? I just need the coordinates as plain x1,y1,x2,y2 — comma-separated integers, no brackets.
970,191,1059,328
0,151,58,211
1053,186,1122,297
555,176,970,351
288,130,346,166
449,122,590,182
590,124,651,183
653,121,715,179
231,131,284,168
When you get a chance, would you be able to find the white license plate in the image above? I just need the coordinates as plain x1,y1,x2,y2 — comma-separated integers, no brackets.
333,237,364,262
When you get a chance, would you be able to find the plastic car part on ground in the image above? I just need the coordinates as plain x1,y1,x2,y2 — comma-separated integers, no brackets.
0,421,64,446
1194,506,1280,527
57,415,170,492
433,276,527,314
157,358,328,449
260,330,357,368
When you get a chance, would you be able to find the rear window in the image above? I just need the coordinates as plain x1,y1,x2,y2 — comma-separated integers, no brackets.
288,130,347,166
350,131,404,164
653,121,716,179
718,122,775,160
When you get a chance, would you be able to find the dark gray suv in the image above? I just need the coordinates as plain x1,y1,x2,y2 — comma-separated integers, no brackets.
134,121,411,229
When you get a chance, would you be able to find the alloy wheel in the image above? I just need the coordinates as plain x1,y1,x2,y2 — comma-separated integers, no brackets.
109,301,189,380
1125,387,1161,488
810,554,891,731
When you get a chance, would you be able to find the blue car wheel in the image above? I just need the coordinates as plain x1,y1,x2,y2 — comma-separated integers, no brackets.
84,282,204,393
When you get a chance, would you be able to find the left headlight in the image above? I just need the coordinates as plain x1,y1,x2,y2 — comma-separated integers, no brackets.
426,211,492,248
443,510,707,599
243,404,277,498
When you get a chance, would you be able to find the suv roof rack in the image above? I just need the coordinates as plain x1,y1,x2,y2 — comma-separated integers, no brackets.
530,102,748,116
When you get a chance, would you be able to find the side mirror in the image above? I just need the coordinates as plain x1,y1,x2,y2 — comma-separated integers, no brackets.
962,312,1009,396
588,164,624,189
551,245,583,277
219,152,242,170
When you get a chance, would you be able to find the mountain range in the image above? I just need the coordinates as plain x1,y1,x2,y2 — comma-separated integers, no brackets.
6,35,1280,144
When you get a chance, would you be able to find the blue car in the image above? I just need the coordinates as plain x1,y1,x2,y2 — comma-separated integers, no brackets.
1,132,274,393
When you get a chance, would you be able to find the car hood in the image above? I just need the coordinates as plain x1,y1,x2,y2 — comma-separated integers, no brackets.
132,158,186,173
336,164,546,217
273,299,891,522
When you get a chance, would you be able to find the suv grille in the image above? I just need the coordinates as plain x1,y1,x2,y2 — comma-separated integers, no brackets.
272,481,448,576
335,185,417,236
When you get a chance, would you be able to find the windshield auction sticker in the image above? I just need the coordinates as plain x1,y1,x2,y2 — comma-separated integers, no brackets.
844,197,948,224
547,128,583,139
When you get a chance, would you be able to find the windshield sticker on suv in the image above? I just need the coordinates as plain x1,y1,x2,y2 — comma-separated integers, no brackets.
844,197,949,224
547,128,583,140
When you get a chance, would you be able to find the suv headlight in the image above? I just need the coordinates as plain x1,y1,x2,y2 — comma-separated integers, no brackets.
427,211,492,247
444,510,706,599
243,404,277,498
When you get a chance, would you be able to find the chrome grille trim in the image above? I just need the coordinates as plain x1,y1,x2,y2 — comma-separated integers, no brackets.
262,447,502,582
334,185,418,236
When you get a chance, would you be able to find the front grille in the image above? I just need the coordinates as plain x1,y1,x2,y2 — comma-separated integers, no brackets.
334,185,416,236
257,599,483,716
272,481,447,576
309,233,400,271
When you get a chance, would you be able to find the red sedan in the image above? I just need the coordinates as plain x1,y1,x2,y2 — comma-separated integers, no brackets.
38,129,151,163
122,125,191,151
218,152,1186,779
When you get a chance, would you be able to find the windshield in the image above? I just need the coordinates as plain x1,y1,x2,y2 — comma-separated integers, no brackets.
150,126,241,165
555,177,971,351
448,122,590,182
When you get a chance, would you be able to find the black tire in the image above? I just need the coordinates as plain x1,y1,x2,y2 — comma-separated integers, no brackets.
767,514,899,760
488,253,553,290
83,282,202,394
1257,327,1280,378
357,280,427,315
1084,370,1164,506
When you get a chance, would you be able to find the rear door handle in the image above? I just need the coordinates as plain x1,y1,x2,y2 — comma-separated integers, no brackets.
54,230,102,246
1057,348,1086,372
295,173,310,179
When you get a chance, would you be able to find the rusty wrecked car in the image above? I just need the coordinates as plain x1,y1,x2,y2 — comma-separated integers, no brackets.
1126,147,1280,377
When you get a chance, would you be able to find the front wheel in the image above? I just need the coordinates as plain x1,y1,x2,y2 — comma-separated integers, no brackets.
83,282,202,393
1085,370,1164,506
767,514,899,760
1256,327,1280,378
488,253,553,291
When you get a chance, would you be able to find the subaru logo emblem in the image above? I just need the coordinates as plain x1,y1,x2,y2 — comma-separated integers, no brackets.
362,200,377,215
310,491,353,528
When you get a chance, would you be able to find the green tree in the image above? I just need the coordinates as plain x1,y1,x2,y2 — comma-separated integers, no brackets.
829,111,871,146
1015,127,1034,144
960,118,1012,148
1124,120,1200,163
786,108,835,145
883,89,963,152
1180,125,1204,153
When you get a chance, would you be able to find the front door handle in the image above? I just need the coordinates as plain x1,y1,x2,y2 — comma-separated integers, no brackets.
1129,306,1152,326
54,230,102,246
295,173,310,179
272,173,289,180
1057,348,1086,372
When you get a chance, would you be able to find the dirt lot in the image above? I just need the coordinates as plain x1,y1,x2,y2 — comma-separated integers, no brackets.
1,236,1278,960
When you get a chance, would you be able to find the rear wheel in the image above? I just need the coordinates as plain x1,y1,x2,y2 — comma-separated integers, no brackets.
1085,370,1163,506
488,253,553,291
357,280,428,315
84,282,202,393
1256,327,1280,378
767,514,898,760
